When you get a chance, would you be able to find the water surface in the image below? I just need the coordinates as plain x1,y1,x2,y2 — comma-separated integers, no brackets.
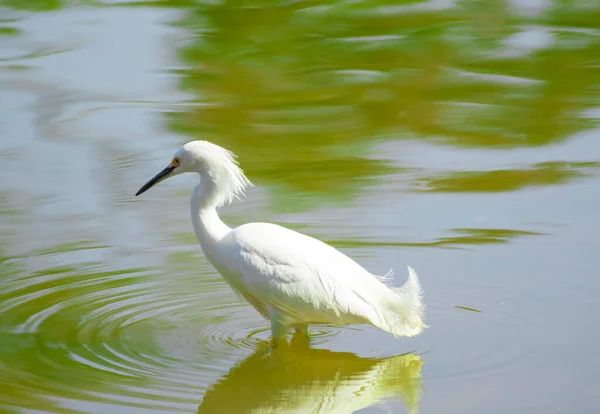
1,1,599,413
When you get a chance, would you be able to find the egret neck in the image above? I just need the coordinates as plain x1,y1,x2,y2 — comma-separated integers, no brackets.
191,174,231,251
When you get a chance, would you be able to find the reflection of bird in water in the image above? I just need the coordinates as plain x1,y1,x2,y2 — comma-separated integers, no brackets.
197,336,423,414
136,141,426,344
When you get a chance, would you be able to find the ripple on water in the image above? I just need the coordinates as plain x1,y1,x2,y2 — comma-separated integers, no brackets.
4,240,576,414
191,308,342,355
0,249,361,412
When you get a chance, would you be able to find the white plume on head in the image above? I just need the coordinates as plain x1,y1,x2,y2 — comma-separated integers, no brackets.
178,140,253,207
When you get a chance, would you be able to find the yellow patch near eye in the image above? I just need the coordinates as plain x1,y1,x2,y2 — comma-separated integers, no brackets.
170,158,180,167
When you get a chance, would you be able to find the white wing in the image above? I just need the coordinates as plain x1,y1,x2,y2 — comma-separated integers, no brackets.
230,222,393,326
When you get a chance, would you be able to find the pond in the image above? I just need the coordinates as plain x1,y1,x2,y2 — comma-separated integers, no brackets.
0,1,599,413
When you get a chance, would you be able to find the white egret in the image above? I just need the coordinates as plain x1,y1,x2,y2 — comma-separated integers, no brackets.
136,141,426,344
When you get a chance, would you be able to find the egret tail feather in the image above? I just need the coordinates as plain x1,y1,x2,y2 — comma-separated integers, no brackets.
374,266,426,337
375,268,395,283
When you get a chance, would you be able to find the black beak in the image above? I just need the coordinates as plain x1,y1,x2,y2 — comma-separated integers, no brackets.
135,165,176,196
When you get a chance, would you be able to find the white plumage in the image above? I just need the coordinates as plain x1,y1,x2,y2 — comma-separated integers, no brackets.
136,141,426,343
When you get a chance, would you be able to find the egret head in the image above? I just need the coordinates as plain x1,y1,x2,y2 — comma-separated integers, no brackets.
135,141,252,206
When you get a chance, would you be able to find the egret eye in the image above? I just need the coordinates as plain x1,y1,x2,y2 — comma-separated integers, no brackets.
173,158,180,166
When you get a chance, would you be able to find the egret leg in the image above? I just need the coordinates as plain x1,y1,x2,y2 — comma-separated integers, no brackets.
290,324,311,349
269,307,290,347
294,324,310,337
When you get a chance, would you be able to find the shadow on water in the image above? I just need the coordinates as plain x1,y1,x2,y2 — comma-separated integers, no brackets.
198,337,423,414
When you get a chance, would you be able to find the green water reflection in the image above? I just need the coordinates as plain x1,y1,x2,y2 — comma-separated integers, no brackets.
419,161,600,192
168,0,600,206
327,228,543,249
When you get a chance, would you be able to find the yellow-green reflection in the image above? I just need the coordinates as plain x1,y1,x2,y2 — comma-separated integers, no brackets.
0,0,63,11
0,26,19,36
5,0,600,205
168,0,600,208
198,339,423,414
419,162,600,192
326,228,543,249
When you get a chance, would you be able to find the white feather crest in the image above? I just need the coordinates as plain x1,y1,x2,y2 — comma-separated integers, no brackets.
214,146,253,206
184,140,253,207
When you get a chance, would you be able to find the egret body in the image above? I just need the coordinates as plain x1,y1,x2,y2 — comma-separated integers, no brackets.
136,141,426,343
